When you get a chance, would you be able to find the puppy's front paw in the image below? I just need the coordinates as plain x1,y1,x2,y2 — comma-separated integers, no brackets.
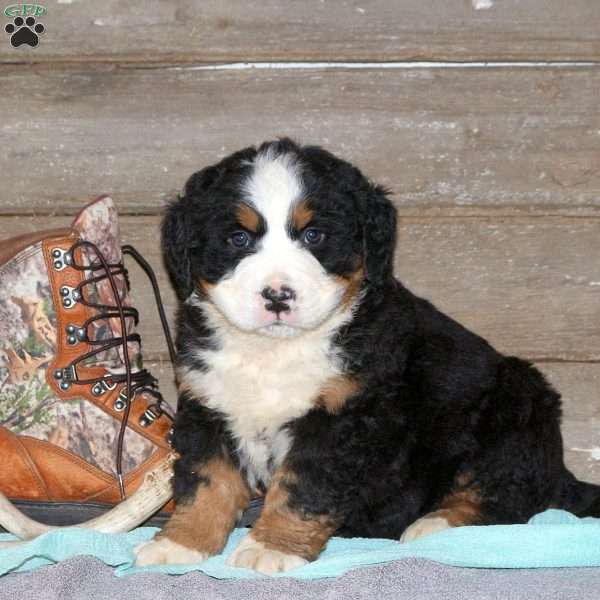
400,515,452,543
134,536,209,566
226,534,308,575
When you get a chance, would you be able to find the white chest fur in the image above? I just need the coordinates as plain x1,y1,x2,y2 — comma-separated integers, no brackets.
179,303,351,490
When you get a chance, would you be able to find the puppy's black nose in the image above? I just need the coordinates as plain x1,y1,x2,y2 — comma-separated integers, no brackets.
261,285,296,303
261,285,296,314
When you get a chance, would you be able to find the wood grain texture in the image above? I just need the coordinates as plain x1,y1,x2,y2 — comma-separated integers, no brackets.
537,363,600,485
1,66,599,216
1,214,599,361
1,0,599,63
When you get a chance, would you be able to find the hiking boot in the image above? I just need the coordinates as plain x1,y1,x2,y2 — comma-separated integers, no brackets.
0,196,174,527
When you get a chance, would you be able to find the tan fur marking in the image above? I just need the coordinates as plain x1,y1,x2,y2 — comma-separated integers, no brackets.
196,279,215,298
291,200,314,230
337,267,365,308
250,469,338,561
455,472,475,488
159,458,250,555
236,203,260,233
429,487,481,527
317,375,361,414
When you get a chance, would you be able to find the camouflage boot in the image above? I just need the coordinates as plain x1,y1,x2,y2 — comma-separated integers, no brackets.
0,196,174,526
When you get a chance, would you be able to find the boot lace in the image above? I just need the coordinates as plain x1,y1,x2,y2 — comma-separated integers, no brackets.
54,240,175,499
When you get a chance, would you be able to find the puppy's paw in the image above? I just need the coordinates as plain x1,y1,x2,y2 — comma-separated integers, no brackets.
226,534,308,575
134,537,209,566
400,515,452,543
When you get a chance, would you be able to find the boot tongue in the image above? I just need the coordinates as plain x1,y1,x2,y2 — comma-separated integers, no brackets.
72,195,122,268
71,196,142,372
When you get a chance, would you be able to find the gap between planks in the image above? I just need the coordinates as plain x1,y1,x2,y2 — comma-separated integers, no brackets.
4,208,600,219
166,61,600,71
7,211,600,223
143,353,600,365
2,60,600,71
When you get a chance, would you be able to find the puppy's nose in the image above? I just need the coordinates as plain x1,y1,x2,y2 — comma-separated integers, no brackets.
261,285,296,303
261,285,296,314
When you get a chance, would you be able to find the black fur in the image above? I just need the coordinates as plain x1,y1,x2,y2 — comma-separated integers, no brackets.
164,138,600,543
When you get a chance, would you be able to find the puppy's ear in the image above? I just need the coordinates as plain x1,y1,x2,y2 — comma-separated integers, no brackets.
162,196,193,302
362,185,397,286
162,166,220,301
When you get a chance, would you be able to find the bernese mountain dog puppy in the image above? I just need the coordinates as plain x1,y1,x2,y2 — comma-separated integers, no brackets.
135,138,600,574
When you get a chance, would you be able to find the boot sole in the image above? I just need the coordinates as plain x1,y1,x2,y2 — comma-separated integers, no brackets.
1,497,264,532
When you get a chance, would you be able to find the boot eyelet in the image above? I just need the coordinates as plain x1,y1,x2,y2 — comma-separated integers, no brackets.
66,325,86,344
114,397,127,411
113,387,133,411
54,365,78,386
91,379,117,397
139,408,157,427
51,248,71,271
59,286,79,309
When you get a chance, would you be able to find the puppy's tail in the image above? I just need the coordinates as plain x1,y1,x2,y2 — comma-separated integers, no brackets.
554,470,600,518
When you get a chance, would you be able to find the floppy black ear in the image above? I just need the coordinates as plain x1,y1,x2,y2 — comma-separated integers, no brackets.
161,166,221,301
162,196,193,302
362,184,397,286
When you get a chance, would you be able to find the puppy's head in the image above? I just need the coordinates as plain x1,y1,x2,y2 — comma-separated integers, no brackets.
163,138,396,337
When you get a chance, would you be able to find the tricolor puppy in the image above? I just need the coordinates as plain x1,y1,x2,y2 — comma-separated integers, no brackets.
135,138,600,574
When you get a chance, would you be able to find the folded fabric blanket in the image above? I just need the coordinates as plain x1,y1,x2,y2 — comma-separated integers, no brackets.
1,510,600,580
6,557,600,600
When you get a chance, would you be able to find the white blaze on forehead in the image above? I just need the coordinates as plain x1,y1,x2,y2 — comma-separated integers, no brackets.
205,146,348,336
243,150,303,237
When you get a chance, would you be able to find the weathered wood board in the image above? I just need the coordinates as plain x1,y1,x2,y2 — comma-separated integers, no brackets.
540,363,600,484
1,214,599,361
1,0,599,63
0,0,598,496
1,66,599,215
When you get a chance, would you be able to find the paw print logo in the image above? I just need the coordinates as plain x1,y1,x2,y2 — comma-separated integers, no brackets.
5,16,45,48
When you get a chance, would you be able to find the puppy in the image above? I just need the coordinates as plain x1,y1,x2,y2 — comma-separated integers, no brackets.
135,138,600,574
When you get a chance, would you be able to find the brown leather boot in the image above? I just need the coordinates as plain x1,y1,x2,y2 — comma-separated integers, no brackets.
0,196,174,526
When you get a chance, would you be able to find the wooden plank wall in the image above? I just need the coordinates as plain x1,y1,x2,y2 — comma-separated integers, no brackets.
1,0,599,483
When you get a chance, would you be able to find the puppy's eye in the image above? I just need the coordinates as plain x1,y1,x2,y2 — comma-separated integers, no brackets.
228,231,252,248
302,228,325,246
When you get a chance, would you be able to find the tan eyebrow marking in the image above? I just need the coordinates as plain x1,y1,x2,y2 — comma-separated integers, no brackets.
291,200,314,230
236,203,261,233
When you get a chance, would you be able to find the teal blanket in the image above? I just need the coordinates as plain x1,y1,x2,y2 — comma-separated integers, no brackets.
1,510,600,580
